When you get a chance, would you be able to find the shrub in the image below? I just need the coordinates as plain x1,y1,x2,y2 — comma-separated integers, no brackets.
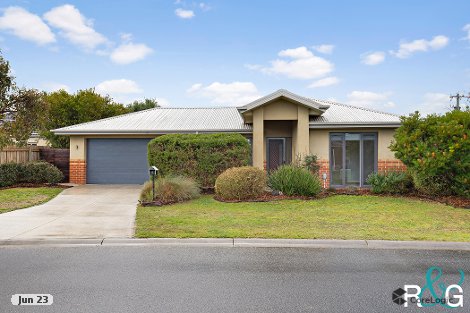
268,164,322,197
21,161,64,184
0,161,63,187
410,171,453,196
141,175,200,204
215,166,267,200
0,163,21,187
148,133,251,188
139,181,154,202
366,172,413,194
390,110,470,197
303,154,320,175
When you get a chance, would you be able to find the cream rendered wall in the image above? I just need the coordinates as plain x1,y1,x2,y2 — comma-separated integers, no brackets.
309,128,398,160
262,100,298,120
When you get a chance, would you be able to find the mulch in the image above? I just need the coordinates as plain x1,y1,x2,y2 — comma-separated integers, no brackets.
214,189,470,209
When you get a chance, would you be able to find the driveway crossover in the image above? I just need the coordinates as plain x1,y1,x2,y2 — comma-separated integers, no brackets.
0,185,141,240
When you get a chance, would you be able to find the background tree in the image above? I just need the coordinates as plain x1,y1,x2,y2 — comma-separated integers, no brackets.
126,98,159,112
0,51,46,148
42,89,128,148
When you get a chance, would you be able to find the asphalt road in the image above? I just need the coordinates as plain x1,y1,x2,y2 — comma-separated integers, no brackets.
0,246,468,313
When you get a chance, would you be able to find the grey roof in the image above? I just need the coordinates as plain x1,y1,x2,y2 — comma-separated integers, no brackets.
53,90,401,135
309,99,401,128
53,107,252,135
238,89,328,113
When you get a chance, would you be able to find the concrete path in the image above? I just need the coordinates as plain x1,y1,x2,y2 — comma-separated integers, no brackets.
0,185,141,240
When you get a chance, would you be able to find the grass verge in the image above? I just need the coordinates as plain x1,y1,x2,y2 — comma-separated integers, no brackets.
0,187,64,214
136,195,470,241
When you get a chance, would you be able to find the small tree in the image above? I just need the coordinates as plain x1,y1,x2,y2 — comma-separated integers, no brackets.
390,111,470,197
127,98,159,112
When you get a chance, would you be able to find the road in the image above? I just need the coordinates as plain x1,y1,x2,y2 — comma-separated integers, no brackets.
0,245,468,312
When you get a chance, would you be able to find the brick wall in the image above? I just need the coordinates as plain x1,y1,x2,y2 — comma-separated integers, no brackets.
318,159,330,188
70,159,86,184
378,159,406,173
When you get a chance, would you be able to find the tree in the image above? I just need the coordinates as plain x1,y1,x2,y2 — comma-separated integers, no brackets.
126,98,159,112
42,89,129,148
0,51,46,148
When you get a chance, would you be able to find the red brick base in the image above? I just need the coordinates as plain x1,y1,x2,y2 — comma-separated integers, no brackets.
318,159,330,188
70,159,86,184
378,159,406,173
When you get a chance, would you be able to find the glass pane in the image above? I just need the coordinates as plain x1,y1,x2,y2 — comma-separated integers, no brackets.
345,137,360,186
330,138,343,185
363,139,375,185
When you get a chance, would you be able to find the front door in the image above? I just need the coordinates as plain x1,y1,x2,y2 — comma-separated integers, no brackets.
267,138,285,170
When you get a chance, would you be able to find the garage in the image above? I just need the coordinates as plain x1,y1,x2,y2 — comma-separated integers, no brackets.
86,138,152,184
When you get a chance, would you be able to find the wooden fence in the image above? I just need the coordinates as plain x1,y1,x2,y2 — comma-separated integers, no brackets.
0,146,70,182
0,147,41,164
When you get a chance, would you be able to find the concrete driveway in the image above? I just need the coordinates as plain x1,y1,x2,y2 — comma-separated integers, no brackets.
0,185,142,240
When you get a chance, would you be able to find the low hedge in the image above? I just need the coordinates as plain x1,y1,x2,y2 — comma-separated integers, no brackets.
0,161,64,187
148,133,251,188
268,164,322,197
215,166,267,201
366,172,413,194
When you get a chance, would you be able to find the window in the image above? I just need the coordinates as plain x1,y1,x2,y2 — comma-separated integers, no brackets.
329,133,377,186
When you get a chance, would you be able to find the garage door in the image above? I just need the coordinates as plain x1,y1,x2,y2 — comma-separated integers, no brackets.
87,138,152,184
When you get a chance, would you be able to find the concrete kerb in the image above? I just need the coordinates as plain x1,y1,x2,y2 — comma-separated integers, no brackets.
0,238,469,251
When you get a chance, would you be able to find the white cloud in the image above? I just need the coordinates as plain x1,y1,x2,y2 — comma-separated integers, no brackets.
155,98,171,107
415,93,450,115
0,7,55,45
43,82,70,92
313,44,335,54
187,81,260,106
308,76,339,88
96,79,143,95
347,91,394,110
463,24,470,41
110,42,153,64
199,3,211,11
250,46,334,80
361,51,385,65
175,8,195,19
44,4,107,50
390,35,449,58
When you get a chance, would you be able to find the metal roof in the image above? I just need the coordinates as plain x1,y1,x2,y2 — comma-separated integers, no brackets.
309,99,401,128
53,91,401,135
238,89,328,113
53,107,252,135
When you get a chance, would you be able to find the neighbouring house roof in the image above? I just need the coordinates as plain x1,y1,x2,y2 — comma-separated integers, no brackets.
309,99,401,128
238,89,329,113
53,107,252,135
53,90,401,135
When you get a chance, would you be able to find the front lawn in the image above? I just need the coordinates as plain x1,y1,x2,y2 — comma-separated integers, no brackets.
0,187,64,214
136,195,470,241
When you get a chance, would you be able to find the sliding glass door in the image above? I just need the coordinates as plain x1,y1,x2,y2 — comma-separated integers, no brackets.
329,133,377,187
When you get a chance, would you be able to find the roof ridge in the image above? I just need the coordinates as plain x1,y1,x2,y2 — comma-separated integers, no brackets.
312,98,400,117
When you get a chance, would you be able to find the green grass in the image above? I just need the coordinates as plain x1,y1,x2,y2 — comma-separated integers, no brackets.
136,195,470,241
0,187,64,214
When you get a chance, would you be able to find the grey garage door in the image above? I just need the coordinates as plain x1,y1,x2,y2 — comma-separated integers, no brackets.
87,138,152,184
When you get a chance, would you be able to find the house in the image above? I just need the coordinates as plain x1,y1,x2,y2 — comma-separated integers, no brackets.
53,89,405,186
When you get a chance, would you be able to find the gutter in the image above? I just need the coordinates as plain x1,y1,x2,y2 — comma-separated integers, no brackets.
52,129,254,136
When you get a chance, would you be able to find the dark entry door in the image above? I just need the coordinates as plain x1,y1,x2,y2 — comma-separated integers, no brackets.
267,138,285,170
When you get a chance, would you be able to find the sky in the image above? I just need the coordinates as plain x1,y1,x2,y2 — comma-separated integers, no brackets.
0,0,469,115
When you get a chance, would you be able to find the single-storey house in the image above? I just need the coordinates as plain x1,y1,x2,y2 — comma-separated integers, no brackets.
53,89,405,187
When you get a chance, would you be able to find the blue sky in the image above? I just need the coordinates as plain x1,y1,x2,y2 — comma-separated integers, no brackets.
0,0,469,114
